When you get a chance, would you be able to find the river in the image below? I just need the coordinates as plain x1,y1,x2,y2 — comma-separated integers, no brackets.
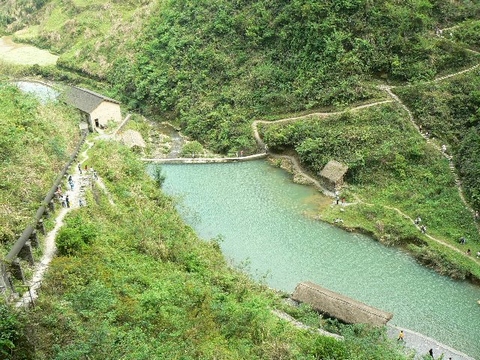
14,77,479,360
157,161,480,359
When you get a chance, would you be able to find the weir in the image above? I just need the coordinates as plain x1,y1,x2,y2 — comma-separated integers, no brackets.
142,153,268,164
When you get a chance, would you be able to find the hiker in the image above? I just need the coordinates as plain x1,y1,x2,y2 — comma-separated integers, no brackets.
428,348,434,358
65,195,70,208
476,251,480,258
420,225,427,234
414,216,422,225
78,163,82,174
466,249,471,256
397,330,404,342
459,237,466,245
475,210,479,221
441,144,447,153
93,170,98,180
61,195,67,208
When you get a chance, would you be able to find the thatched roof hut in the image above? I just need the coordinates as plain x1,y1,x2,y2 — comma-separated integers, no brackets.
319,160,348,192
292,282,393,327
119,129,146,150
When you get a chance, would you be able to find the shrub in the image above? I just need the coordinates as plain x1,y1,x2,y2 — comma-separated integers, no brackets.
181,141,204,157
56,214,97,256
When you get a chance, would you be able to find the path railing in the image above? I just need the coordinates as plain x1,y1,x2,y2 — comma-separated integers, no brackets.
0,130,88,300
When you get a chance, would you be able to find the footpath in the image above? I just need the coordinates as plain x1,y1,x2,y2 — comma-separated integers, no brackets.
386,325,476,360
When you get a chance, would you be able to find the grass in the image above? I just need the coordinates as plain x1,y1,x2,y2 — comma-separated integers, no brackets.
262,102,480,280
5,138,410,359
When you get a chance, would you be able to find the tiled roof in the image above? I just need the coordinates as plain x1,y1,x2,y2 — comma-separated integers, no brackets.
64,86,120,113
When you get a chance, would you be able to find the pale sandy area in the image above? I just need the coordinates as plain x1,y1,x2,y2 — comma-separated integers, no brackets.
0,36,58,66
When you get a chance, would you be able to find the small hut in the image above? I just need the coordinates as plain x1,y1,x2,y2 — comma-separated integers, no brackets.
119,129,146,151
292,282,393,327
64,86,122,130
319,160,348,192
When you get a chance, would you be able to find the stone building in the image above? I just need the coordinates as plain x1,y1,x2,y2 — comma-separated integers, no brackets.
64,86,122,130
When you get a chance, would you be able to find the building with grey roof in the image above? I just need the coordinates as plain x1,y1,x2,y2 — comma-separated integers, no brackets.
64,86,122,131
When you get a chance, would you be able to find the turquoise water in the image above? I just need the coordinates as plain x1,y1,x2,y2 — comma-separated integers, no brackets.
157,161,480,358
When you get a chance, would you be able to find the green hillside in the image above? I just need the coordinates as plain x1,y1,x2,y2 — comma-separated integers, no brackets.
2,140,412,359
0,80,80,251
1,0,480,358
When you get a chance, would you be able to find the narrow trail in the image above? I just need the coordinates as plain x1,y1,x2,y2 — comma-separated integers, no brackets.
251,100,393,149
249,57,480,268
349,196,480,266
16,134,117,307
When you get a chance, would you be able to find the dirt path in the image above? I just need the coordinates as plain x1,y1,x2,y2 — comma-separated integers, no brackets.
15,135,118,307
251,100,393,148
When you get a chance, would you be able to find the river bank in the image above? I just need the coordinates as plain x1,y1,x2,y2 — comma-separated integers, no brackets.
265,152,480,284
159,160,480,358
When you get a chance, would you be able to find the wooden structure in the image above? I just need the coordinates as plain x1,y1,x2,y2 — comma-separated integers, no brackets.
319,160,348,191
64,86,122,130
292,281,393,327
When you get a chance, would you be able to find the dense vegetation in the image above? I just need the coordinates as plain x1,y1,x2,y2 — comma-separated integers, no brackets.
394,68,480,211
3,140,411,359
1,0,480,358
0,80,80,251
111,0,480,154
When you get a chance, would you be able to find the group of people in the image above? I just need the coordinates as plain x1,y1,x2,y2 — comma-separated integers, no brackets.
54,163,99,209
458,237,480,257
414,217,427,234
55,185,70,208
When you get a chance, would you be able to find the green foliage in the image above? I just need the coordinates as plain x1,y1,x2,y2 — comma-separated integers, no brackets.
0,304,19,357
152,166,166,188
56,213,97,255
110,0,480,153
457,129,480,210
180,140,204,157
0,83,80,246
395,70,480,212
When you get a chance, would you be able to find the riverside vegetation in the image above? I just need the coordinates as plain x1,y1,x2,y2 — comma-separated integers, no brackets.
1,0,480,358
1,121,412,358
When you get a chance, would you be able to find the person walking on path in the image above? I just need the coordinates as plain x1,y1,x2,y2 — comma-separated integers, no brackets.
397,330,404,342
428,348,434,358
65,194,70,208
